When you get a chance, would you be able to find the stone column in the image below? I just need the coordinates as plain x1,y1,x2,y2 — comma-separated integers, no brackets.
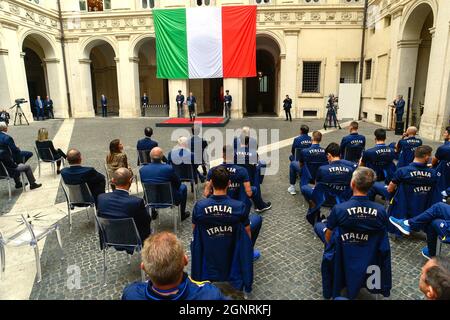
223,78,243,119
43,58,69,118
168,79,188,118
281,29,299,118
116,35,140,118
395,40,421,105
77,58,96,117
420,14,450,141
0,49,12,110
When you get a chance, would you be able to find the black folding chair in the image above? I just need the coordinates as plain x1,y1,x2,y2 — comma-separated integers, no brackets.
60,181,96,231
94,215,145,285
35,147,65,177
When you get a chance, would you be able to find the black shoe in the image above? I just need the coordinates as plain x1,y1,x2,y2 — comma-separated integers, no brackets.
255,202,272,213
30,183,42,190
181,211,191,221
151,209,159,220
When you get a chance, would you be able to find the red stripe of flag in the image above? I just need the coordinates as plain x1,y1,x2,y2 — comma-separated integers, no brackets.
221,5,257,78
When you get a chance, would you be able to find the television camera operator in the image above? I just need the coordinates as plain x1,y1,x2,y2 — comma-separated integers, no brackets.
0,109,10,125
325,94,341,129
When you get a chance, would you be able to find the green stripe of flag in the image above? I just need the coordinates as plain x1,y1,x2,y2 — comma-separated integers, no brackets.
153,9,188,79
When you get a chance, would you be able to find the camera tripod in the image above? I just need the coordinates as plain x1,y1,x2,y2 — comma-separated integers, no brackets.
10,103,30,126
323,107,341,130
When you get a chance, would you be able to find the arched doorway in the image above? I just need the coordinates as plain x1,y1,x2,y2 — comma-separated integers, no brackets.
135,38,169,113
245,35,280,116
22,34,56,119
188,78,224,116
89,42,119,116
398,3,434,128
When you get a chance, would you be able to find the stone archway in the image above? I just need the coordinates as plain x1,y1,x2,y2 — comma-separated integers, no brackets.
245,35,281,116
78,38,119,117
134,37,169,115
21,33,62,119
396,2,434,128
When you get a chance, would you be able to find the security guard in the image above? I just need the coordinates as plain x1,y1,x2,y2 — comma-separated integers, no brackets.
122,232,227,300
141,93,149,117
224,90,232,118
176,90,185,118
314,167,389,244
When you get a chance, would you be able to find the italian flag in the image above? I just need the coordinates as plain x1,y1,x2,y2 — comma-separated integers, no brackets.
153,6,256,79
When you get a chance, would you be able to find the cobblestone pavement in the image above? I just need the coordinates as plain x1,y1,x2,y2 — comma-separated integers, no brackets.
1,117,447,300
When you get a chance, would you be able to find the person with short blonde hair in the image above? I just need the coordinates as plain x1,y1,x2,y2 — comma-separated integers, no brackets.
122,232,227,300
35,128,67,174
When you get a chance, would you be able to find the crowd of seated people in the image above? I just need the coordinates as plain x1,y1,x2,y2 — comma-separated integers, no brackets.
2,119,450,301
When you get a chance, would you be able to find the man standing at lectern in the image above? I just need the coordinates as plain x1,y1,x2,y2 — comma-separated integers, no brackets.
176,90,185,118
394,95,405,123
186,92,196,122
224,90,232,118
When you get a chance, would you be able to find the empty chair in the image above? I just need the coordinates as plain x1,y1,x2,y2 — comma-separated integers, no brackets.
60,181,96,231
142,182,180,233
137,149,152,166
0,214,63,283
172,163,199,202
94,215,145,285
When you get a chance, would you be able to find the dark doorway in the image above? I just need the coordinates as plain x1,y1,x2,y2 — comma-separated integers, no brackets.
245,50,276,115
203,78,223,115
23,48,47,117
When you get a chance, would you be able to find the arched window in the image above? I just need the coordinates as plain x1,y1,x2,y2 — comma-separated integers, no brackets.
79,0,112,12
142,0,155,9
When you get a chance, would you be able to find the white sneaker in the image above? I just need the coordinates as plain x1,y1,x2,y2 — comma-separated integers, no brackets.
288,185,296,195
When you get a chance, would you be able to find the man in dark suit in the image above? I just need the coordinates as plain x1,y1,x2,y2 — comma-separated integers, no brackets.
186,92,196,122
141,93,149,117
0,122,33,164
139,147,190,221
189,125,208,176
97,168,151,242
283,95,293,122
44,96,54,119
176,90,185,118
223,90,232,118
0,149,42,190
35,96,45,121
101,94,107,117
394,95,405,123
61,148,106,204
136,127,160,165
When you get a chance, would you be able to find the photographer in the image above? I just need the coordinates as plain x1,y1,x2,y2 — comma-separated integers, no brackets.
0,109,10,125
325,94,340,129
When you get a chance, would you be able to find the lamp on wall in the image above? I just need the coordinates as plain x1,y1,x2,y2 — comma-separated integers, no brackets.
258,71,263,81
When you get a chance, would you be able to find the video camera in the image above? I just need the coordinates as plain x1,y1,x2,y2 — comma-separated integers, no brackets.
15,98,28,105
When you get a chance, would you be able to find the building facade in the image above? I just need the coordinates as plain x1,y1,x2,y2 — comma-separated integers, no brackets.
0,0,448,141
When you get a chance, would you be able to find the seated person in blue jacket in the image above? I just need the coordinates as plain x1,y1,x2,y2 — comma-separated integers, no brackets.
432,126,450,167
139,147,190,221
314,167,388,244
297,131,328,187
196,166,262,260
136,127,158,153
419,257,450,300
288,125,312,195
0,149,42,190
301,142,357,205
235,137,272,213
122,232,228,300
204,145,270,214
395,126,423,168
339,121,366,161
389,188,450,259
359,128,396,200
0,122,33,164
386,145,437,197
97,168,151,243
168,136,205,183
60,148,106,205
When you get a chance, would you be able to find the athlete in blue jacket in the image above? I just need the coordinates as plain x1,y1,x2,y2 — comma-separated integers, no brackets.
339,121,365,162
395,126,423,168
122,232,228,300
288,125,312,195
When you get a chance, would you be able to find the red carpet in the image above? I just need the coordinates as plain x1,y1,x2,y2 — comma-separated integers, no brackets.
156,117,229,127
